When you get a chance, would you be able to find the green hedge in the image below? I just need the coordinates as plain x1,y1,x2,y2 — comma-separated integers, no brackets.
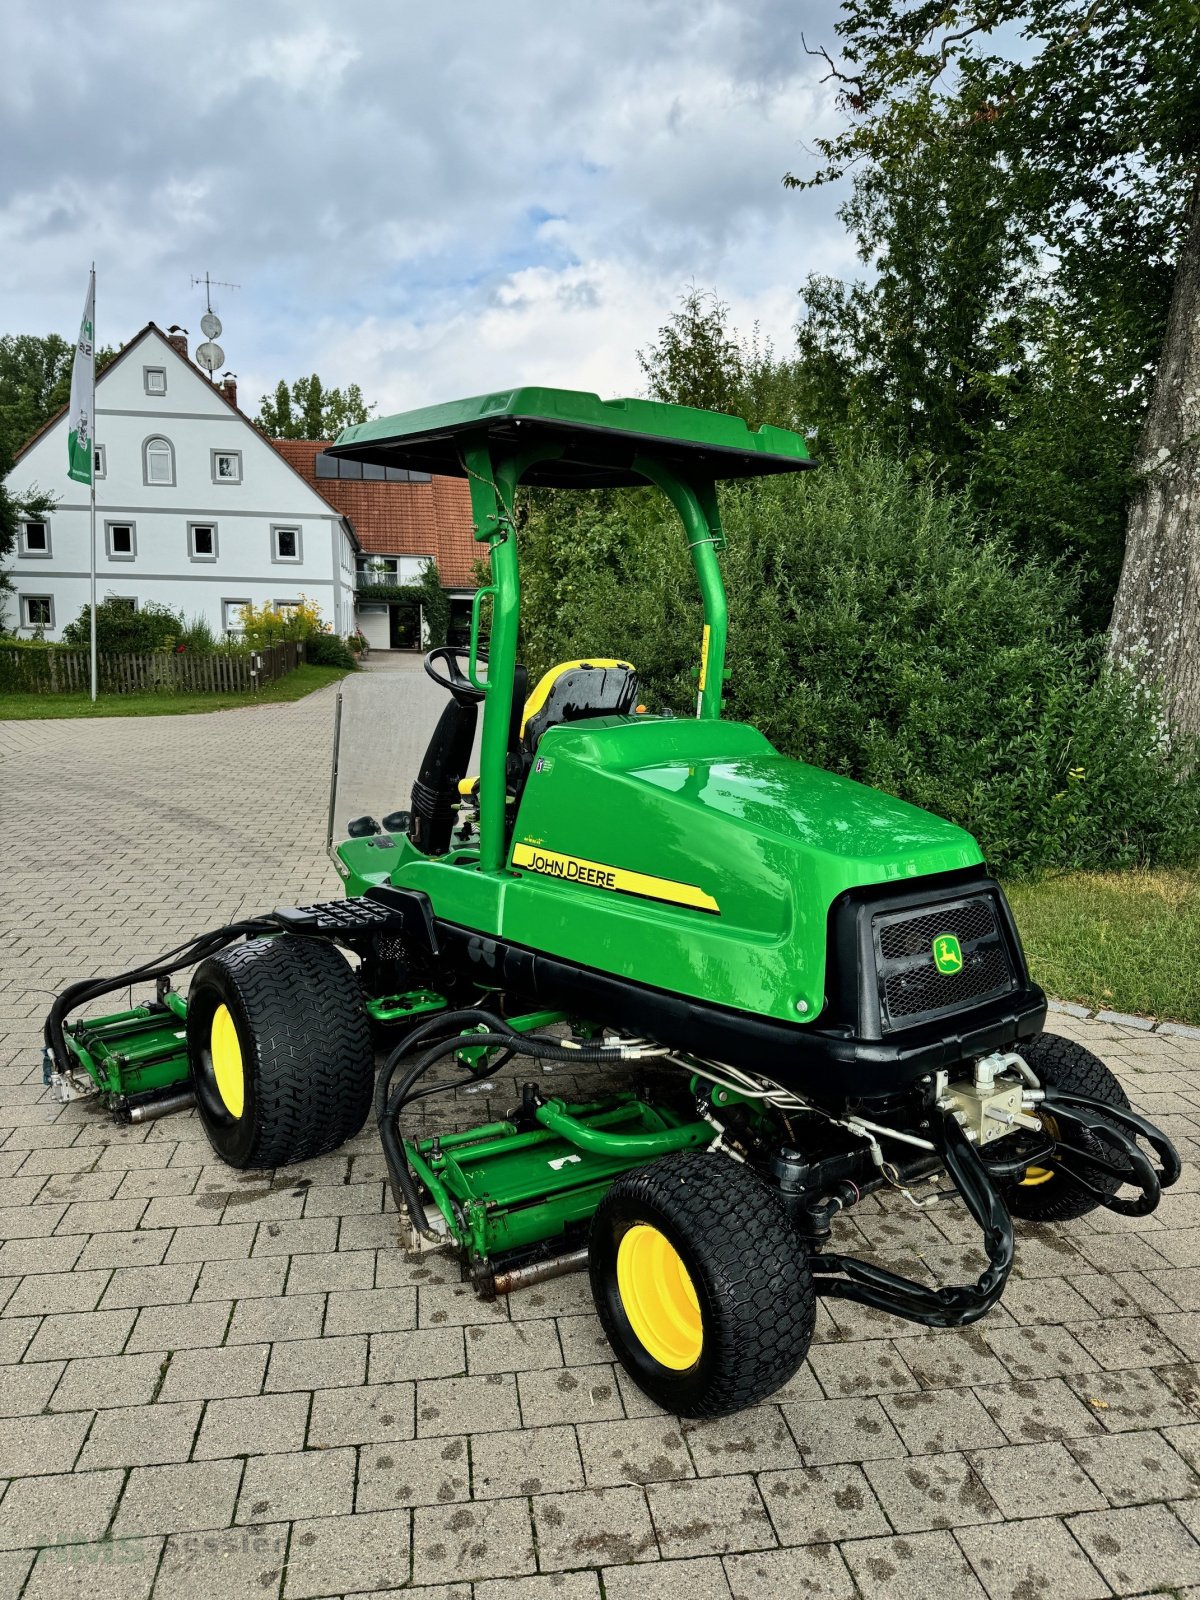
517,454,1200,874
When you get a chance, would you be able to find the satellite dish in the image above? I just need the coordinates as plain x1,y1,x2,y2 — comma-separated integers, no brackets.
196,341,224,372
200,311,222,339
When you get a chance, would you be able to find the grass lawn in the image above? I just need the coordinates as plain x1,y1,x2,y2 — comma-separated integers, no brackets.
0,663,351,719
1006,867,1200,1027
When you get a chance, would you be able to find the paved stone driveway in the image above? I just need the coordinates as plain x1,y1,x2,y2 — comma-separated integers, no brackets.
2,678,1200,1600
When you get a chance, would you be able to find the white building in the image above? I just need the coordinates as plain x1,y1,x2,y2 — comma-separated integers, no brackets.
5,324,359,640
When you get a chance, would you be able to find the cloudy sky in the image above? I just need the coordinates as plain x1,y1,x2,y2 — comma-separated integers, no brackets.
2,0,856,418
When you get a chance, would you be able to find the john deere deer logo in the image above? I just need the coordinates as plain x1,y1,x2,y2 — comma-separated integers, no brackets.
932,933,963,974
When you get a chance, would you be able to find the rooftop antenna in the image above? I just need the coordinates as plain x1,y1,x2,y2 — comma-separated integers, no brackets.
190,271,239,381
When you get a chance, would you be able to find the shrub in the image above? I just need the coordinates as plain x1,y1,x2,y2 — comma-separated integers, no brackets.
236,595,324,648
61,597,183,652
418,560,450,647
517,454,1200,874
177,613,220,652
305,631,357,670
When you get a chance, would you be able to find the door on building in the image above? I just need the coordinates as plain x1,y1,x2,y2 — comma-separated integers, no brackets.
389,601,422,650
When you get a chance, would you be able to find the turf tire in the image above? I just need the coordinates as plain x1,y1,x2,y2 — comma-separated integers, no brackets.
1002,1033,1130,1222
187,936,374,1169
589,1150,816,1418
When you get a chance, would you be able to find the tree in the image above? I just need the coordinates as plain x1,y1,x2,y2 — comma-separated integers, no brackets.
0,333,73,461
256,374,374,440
638,287,806,431
787,0,1200,723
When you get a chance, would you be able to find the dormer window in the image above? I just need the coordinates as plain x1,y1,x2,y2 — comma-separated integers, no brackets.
143,436,175,487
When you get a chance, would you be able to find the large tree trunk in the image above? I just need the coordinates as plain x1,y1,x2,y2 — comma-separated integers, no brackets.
1108,176,1200,736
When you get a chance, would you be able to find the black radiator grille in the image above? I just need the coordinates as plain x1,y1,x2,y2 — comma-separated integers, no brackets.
874,895,1015,1030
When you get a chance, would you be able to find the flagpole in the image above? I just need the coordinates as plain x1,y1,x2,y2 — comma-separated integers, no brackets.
88,264,97,703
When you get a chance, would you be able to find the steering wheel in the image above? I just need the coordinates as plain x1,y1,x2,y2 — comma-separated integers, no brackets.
423,645,487,705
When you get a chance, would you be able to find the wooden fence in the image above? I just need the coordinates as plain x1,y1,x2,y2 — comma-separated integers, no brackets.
0,641,303,696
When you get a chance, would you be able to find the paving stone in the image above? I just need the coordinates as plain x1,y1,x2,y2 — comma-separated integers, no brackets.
475,1578,597,1600
369,1326,466,1384
517,1363,624,1427
0,1410,91,1476
974,1377,1108,1444
164,1222,256,1264
77,1229,171,1270
24,1307,134,1361
782,1395,908,1464
1068,1426,1200,1504
724,1542,857,1600
682,1405,801,1477
881,1386,1008,1454
114,1456,242,1536
863,1451,1002,1532
841,1528,988,1598
0,1359,63,1417
901,1329,1012,1389
0,1315,37,1362
1069,1312,1187,1369
79,1399,202,1469
1065,1364,1197,1431
251,1218,338,1258
534,1484,659,1568
758,1461,891,1542
419,1280,513,1328
192,1255,288,1301
264,1333,366,1392
192,1392,311,1460
126,1298,231,1352
55,1197,148,1234
647,1473,773,1557
1069,1501,1200,1592
411,1496,536,1584
98,1262,200,1310
2,1269,109,1317
284,1508,411,1598
50,1351,166,1411
226,1292,325,1345
983,1325,1099,1380
576,1416,693,1487
323,1285,416,1336
966,1440,1107,1517
306,1381,414,1448
355,1433,471,1509
464,1316,562,1375
809,1338,922,1399
0,1467,124,1550
472,1424,585,1498
602,1555,728,1598
157,1342,268,1402
284,1249,374,1296
156,1524,289,1600
235,1447,356,1523
20,1535,162,1600
956,1515,1110,1600
417,1372,521,1435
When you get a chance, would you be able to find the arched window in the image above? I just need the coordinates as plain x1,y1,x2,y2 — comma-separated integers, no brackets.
143,435,175,487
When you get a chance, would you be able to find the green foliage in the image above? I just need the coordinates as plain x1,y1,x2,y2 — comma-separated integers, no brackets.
177,613,219,652
782,1,1200,625
638,288,805,431
305,631,358,670
518,458,1200,874
417,560,450,647
256,374,375,440
0,333,73,461
236,596,324,649
61,597,185,652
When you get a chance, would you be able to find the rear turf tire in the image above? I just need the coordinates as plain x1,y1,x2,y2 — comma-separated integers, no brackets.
187,936,374,1170
589,1150,816,1418
1003,1033,1130,1222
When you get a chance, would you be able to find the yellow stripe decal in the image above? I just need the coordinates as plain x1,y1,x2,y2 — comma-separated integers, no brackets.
511,843,719,913
698,624,711,693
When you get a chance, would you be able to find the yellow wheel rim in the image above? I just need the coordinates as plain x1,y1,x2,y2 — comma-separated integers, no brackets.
616,1224,702,1370
1019,1110,1059,1185
210,1004,245,1119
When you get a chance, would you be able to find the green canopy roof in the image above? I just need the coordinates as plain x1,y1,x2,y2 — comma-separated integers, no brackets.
328,386,813,488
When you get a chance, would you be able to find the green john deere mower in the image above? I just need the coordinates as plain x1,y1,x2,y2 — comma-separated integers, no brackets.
45,388,1180,1417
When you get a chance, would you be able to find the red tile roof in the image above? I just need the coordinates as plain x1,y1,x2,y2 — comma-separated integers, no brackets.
271,440,479,588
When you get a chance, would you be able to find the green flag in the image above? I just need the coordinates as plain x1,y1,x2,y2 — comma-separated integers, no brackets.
67,271,95,485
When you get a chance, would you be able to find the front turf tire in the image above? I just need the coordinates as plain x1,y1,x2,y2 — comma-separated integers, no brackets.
187,936,374,1170
1003,1033,1131,1223
589,1150,816,1418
